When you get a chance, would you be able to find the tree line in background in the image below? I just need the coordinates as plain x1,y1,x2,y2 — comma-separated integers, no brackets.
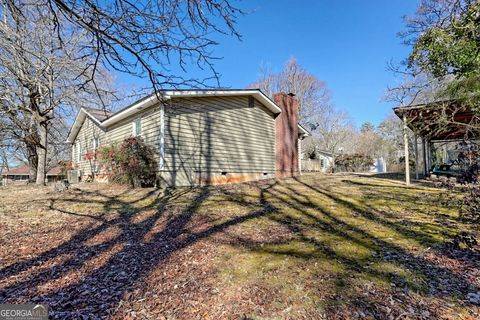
249,57,411,173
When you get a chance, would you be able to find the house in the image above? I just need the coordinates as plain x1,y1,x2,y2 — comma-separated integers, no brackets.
301,149,335,173
66,89,310,186
1,165,64,186
316,150,335,173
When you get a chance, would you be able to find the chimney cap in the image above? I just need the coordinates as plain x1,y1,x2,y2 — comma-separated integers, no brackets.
287,93,296,97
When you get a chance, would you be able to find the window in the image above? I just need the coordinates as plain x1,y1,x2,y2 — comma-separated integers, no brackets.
320,158,325,168
133,118,142,136
92,137,100,150
76,142,82,163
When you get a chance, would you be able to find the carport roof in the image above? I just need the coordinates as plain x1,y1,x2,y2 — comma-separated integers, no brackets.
393,100,478,141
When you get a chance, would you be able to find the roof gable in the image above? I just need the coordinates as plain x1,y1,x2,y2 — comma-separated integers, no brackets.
66,108,107,143
83,107,113,122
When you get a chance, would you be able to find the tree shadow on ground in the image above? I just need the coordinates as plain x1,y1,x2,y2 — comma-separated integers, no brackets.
218,176,479,318
0,183,279,318
0,176,478,319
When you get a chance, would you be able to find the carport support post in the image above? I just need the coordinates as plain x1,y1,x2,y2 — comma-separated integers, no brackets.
403,114,410,185
414,134,419,180
422,138,428,176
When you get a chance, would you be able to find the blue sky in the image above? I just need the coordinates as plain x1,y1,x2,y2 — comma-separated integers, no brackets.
119,0,420,127
213,0,420,126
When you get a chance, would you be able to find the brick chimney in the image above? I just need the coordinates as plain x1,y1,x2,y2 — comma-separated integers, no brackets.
274,92,299,178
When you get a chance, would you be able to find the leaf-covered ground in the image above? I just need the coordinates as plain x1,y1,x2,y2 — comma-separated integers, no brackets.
0,174,479,319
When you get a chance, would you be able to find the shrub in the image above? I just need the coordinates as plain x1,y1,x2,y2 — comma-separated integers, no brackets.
460,184,480,224
85,149,100,180
335,154,374,172
99,137,157,188
439,147,480,251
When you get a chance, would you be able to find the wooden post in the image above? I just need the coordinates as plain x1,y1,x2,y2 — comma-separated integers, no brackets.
414,134,419,180
403,114,410,185
422,138,428,176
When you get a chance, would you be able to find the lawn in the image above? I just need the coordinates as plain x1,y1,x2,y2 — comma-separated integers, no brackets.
0,174,479,319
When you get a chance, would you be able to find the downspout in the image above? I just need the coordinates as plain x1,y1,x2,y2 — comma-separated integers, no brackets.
298,138,302,175
159,102,165,171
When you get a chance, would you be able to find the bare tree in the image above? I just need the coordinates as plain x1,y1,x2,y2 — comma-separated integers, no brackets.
308,107,355,172
0,0,243,185
0,109,39,181
0,3,115,184
248,58,332,125
4,0,243,92
354,124,384,158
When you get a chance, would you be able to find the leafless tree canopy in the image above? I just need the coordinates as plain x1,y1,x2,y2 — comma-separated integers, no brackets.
5,0,244,92
310,108,354,154
0,2,119,184
248,58,331,125
302,107,356,172
0,0,243,184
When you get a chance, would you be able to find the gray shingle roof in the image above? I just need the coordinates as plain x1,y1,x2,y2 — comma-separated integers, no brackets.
83,107,114,122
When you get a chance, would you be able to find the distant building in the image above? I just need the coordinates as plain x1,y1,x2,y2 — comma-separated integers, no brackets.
1,165,64,186
317,150,335,173
301,149,335,173
370,157,387,173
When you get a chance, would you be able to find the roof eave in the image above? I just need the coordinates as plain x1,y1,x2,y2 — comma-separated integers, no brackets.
298,123,311,139
66,108,106,143
163,89,282,114
102,95,159,127
66,89,283,143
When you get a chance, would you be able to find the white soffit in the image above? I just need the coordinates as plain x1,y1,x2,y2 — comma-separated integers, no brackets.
164,90,282,114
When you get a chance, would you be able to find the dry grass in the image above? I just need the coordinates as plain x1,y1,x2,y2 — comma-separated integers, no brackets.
0,174,479,319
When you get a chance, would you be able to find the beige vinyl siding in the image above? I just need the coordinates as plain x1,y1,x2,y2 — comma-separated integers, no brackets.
72,95,276,186
72,117,107,174
73,107,163,176
161,96,276,185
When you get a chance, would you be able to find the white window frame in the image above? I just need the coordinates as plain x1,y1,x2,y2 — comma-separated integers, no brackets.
132,117,142,136
76,141,82,163
92,137,100,150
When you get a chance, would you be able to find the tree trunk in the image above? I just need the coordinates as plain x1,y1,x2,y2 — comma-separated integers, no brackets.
27,142,38,183
36,121,48,185
26,117,39,182
331,153,336,173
